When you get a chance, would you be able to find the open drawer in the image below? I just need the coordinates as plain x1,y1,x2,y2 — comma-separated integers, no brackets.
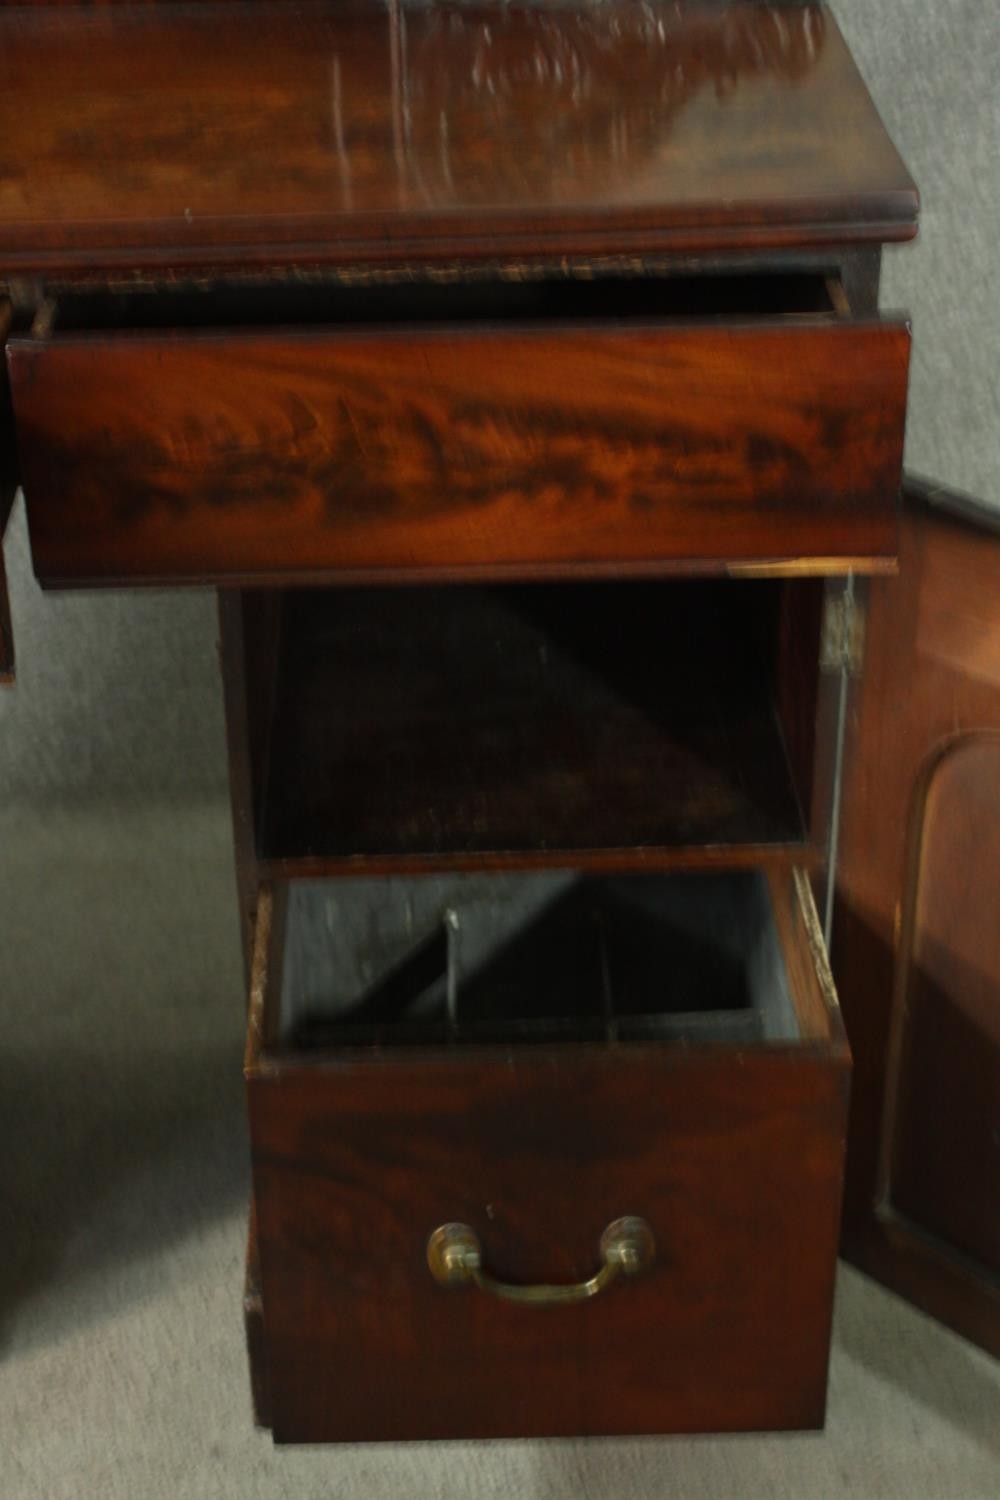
8,271,909,586
246,865,849,1442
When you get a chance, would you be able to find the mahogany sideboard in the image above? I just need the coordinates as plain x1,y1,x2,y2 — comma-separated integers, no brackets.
1,0,996,1444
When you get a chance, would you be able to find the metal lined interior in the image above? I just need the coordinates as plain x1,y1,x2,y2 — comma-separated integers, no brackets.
280,870,799,1049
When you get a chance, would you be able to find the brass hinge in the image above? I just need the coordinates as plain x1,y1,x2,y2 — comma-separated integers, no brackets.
820,591,866,676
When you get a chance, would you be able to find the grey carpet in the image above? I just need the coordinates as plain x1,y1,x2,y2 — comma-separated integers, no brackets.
2,0,999,1491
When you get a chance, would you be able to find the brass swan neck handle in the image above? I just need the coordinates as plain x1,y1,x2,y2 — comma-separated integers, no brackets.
427,1217,655,1307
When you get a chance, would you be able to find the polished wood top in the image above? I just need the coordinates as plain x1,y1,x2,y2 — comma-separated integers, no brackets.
0,1,917,274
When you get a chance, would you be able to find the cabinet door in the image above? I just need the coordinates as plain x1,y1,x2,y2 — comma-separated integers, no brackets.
1,297,16,682
834,477,1000,1355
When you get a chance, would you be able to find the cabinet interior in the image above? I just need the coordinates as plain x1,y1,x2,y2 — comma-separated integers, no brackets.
254,577,820,872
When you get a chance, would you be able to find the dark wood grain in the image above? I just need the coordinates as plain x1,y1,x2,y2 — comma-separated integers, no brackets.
11,315,909,586
259,581,811,871
248,872,848,1441
835,483,1000,1358
0,2,917,275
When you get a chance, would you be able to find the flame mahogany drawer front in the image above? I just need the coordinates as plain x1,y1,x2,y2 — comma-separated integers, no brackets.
246,867,849,1443
7,274,909,587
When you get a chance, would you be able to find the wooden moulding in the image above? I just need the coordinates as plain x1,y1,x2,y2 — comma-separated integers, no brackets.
835,487,1000,1358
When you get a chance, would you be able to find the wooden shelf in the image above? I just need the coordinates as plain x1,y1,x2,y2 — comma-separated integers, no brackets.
258,580,811,874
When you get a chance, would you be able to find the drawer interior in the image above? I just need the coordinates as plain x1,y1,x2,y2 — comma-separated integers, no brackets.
271,868,806,1051
256,577,820,870
40,269,847,336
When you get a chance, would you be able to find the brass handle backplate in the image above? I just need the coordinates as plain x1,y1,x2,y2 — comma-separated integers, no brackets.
426,1217,655,1306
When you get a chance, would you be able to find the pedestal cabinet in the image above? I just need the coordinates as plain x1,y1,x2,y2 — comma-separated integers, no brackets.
0,0,996,1443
